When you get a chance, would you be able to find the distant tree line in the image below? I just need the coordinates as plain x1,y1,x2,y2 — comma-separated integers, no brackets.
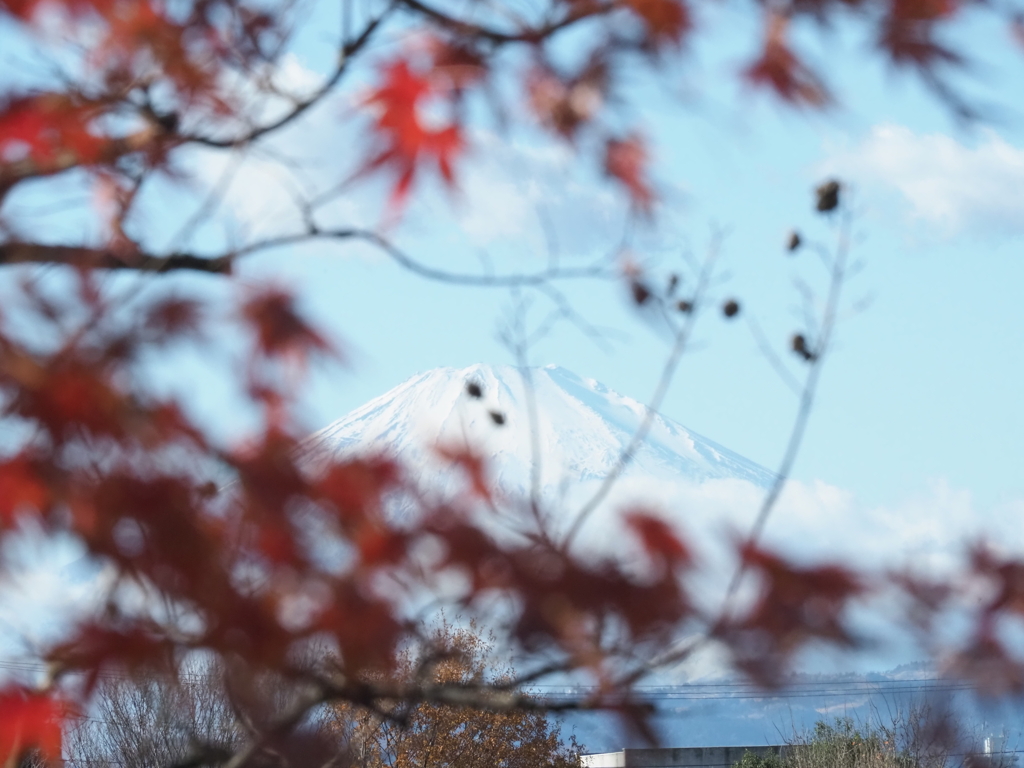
736,709,1008,768
61,622,580,768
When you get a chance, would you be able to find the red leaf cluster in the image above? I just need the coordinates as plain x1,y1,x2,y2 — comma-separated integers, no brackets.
4,0,238,111
49,624,176,692
717,544,862,685
0,0,1018,751
0,280,415,688
432,511,693,673
0,95,106,166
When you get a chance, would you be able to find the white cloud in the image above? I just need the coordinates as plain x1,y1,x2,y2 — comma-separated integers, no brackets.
822,124,1024,237
568,469,1024,602
456,174,537,246
0,526,110,662
419,131,623,252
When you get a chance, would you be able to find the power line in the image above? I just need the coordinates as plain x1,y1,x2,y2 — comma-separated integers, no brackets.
0,658,987,703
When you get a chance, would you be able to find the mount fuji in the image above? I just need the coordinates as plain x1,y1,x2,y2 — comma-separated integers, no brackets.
304,364,775,500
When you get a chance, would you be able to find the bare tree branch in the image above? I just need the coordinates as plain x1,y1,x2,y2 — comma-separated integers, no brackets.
393,0,616,43
720,207,855,611
561,231,725,548
0,229,616,285
183,11,394,150
0,125,172,202
747,314,802,396
0,243,233,274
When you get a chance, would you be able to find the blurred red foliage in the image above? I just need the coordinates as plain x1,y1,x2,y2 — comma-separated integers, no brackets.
0,0,1018,763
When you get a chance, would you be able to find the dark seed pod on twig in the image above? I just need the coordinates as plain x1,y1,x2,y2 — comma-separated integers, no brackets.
676,300,692,313
787,230,802,252
791,333,816,361
722,299,740,319
489,410,506,425
667,274,679,294
155,110,180,133
815,180,841,213
466,381,483,398
631,280,652,305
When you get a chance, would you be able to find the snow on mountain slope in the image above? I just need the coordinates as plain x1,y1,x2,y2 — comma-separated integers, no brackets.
305,364,775,497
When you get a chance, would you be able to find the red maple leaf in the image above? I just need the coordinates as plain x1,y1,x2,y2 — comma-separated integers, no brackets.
878,0,962,72
625,510,690,570
0,455,50,525
527,59,608,139
626,0,692,48
436,443,492,501
0,687,64,763
718,543,862,685
745,14,831,106
605,134,655,214
360,59,464,210
0,95,105,166
242,288,331,362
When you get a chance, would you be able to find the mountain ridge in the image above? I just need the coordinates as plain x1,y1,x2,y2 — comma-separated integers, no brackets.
305,364,776,495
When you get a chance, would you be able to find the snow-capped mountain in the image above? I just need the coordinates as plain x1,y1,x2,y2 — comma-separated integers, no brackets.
305,364,775,496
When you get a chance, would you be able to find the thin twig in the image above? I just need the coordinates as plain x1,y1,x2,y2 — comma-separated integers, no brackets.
185,10,393,149
746,315,802,396
720,207,854,612
562,230,725,549
393,0,614,43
